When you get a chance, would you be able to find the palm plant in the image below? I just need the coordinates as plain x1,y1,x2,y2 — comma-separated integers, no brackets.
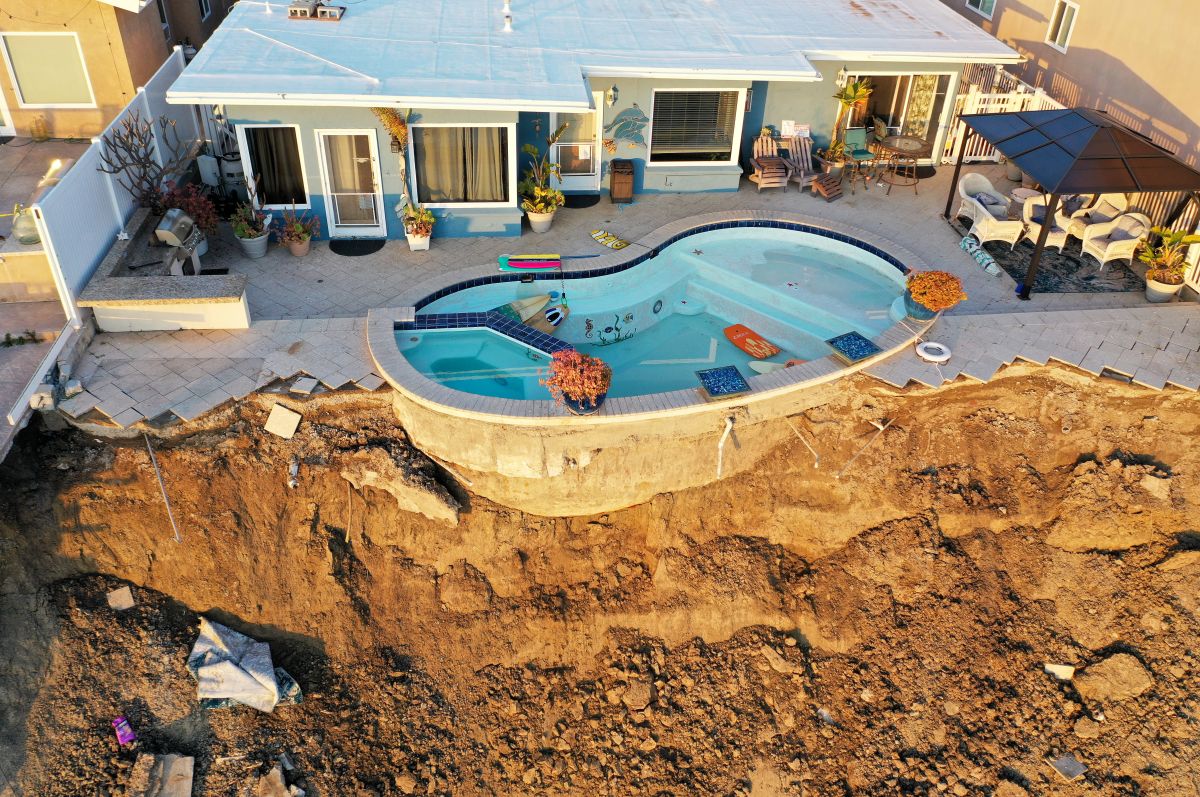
830,79,873,149
1139,226,1200,285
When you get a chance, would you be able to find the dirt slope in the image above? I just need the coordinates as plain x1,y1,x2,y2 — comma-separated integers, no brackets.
0,366,1197,796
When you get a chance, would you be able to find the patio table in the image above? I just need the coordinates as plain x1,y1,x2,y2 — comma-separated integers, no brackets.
875,135,932,159
876,136,930,191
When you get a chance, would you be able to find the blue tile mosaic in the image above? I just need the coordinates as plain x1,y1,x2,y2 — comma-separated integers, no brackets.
826,331,883,365
695,365,751,399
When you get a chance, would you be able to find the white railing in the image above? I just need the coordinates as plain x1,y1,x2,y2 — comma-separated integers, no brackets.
7,47,202,425
942,77,1065,164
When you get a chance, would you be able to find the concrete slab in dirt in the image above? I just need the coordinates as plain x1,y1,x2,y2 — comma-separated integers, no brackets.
106,586,135,611
264,404,302,439
289,376,319,395
129,753,194,797
1043,662,1075,681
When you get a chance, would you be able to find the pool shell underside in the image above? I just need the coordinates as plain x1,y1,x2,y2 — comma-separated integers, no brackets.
369,213,933,423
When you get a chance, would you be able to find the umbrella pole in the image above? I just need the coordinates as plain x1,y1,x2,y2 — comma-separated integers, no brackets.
1019,192,1060,301
942,129,973,219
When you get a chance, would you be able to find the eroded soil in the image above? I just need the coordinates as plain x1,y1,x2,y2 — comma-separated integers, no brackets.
1,366,1198,796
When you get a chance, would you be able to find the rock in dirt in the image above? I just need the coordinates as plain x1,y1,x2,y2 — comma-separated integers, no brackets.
106,586,135,611
1075,653,1153,702
1073,717,1102,739
621,679,654,711
1043,662,1075,681
338,446,460,525
759,644,796,674
1158,550,1200,572
128,754,194,797
252,763,292,797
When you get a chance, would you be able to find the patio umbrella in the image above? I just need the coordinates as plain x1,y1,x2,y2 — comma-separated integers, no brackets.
942,108,1200,299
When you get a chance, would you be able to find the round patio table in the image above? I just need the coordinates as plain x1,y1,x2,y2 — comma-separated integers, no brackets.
876,135,930,190
876,135,932,159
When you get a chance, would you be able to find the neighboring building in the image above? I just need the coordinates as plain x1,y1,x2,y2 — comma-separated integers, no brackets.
167,0,1019,239
0,0,227,138
941,0,1200,168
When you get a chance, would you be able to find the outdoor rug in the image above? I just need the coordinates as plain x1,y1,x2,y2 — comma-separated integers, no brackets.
950,218,1142,293
330,239,386,257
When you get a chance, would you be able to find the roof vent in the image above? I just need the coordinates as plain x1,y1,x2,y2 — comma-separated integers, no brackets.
316,4,345,20
288,0,345,21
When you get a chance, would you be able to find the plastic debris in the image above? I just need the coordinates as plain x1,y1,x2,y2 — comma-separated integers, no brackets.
1044,662,1076,681
106,586,136,611
112,716,137,745
187,618,303,712
1048,752,1087,782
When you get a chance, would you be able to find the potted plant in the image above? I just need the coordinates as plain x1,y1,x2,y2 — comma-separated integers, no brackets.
278,205,320,257
230,202,272,259
402,203,435,251
520,122,567,233
161,182,218,255
1139,226,1200,303
815,140,847,179
541,349,612,415
818,78,873,179
904,270,967,320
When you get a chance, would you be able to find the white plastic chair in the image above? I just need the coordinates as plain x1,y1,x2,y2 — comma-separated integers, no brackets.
1082,212,1150,271
956,173,1024,249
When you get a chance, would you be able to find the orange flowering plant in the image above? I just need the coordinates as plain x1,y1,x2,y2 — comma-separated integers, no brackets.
541,350,612,408
906,270,967,312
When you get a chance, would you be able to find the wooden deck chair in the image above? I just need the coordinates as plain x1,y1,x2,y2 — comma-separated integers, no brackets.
746,135,790,192
783,135,817,189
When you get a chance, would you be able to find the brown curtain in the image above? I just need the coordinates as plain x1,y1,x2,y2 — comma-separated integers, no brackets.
414,127,507,203
247,127,306,206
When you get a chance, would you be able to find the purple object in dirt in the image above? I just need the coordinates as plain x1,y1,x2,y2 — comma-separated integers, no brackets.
112,716,136,745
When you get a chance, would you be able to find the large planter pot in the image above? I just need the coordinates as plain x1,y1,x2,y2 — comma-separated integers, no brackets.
1004,160,1023,182
903,289,938,321
817,158,845,181
406,232,431,251
562,391,607,416
287,239,311,257
1145,278,1184,303
527,210,556,234
235,230,271,259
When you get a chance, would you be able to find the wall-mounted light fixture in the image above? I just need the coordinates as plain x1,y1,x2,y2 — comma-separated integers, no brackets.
835,66,849,89
605,85,618,107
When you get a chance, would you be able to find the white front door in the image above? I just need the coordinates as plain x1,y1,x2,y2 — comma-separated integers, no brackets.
552,92,603,192
315,130,386,237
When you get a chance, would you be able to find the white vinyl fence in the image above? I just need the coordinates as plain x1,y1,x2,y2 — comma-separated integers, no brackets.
941,82,1065,164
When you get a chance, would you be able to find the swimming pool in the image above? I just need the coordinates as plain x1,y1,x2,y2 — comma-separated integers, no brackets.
396,225,908,400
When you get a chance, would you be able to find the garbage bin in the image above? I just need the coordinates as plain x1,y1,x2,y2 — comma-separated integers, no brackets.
609,159,634,204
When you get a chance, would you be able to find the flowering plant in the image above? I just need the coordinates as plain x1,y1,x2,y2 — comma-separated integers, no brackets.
906,270,966,312
229,202,270,239
520,185,565,215
278,205,320,244
160,182,218,235
541,350,611,408
403,204,435,237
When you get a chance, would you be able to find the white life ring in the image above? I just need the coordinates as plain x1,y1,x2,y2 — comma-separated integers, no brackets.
916,341,952,364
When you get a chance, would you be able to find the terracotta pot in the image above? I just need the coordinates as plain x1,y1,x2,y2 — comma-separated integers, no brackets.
527,210,556,234
562,391,607,416
287,238,311,257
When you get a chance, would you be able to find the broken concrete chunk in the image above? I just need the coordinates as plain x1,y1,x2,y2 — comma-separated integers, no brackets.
339,446,460,525
289,376,319,395
129,753,194,797
106,586,135,611
759,644,797,674
253,764,291,797
264,404,302,439
1075,653,1153,702
1048,752,1087,782
1043,662,1075,681
1073,717,1101,739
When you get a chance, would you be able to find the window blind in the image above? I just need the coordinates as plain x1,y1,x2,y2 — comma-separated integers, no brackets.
649,91,739,163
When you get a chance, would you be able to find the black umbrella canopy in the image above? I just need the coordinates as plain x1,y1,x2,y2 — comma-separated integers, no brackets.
959,108,1200,195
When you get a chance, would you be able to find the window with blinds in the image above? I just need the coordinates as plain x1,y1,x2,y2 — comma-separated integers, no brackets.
649,91,740,163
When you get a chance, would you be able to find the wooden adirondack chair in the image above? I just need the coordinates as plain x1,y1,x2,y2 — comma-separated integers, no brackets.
747,135,790,192
782,135,816,189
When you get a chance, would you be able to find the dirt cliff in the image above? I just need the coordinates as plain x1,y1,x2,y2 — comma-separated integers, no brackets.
0,365,1197,795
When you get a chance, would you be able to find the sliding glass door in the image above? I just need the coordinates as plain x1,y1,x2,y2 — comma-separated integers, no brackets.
846,73,953,157
316,130,385,237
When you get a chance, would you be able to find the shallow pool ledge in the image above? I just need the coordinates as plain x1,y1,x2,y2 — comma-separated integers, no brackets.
367,308,931,517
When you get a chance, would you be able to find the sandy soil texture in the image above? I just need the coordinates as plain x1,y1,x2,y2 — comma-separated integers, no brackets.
0,365,1197,796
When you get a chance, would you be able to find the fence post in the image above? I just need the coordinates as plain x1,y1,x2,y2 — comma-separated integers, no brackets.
93,136,128,234
139,87,164,169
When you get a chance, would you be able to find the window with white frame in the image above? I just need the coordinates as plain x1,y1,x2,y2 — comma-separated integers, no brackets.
198,0,212,20
648,90,741,164
1046,0,1078,52
241,125,308,208
0,33,94,108
965,0,995,18
156,0,171,39
411,126,511,205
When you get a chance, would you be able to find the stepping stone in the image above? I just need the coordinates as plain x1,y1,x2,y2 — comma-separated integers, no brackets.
264,404,302,439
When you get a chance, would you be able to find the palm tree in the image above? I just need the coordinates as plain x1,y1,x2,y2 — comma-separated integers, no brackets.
831,79,873,148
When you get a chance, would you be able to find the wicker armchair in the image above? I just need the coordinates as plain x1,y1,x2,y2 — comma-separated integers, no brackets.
1068,193,1130,241
1082,212,1150,271
1022,197,1072,252
956,173,1024,249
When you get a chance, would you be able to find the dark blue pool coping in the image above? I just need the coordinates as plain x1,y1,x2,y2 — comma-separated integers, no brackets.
397,310,574,355
406,219,910,313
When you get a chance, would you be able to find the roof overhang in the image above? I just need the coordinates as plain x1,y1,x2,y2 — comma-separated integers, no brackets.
804,50,1024,65
98,0,151,12
165,91,595,113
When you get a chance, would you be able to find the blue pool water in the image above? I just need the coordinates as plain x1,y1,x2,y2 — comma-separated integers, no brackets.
398,227,907,399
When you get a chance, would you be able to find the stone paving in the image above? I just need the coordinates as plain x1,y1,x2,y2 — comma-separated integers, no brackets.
62,163,1200,431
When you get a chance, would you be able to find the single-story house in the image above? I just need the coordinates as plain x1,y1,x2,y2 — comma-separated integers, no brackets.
166,0,1019,239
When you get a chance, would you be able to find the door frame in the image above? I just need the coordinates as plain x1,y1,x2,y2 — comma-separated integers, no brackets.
843,70,958,165
551,91,604,192
313,128,387,238
0,82,14,136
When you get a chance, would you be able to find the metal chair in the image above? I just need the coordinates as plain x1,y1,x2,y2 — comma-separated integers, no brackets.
842,128,876,194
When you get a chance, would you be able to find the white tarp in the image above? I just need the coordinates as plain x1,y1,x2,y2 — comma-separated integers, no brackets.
187,618,290,713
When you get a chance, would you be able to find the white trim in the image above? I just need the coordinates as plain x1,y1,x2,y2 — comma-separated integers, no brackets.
646,87,747,168
0,32,97,109
167,91,593,112
314,128,387,238
804,51,1023,64
580,65,820,82
964,0,995,21
234,122,311,210
407,122,518,210
198,0,213,21
0,79,14,137
552,90,604,192
1045,0,1079,54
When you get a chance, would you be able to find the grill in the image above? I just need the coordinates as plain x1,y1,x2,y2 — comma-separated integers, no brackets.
156,208,205,276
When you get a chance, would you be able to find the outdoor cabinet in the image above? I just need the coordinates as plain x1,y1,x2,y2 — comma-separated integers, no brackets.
610,159,634,203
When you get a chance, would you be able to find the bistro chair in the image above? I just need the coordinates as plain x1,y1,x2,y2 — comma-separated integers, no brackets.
842,128,876,194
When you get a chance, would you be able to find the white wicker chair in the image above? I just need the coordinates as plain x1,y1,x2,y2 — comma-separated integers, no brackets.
1082,212,1151,271
956,173,1024,249
1022,196,1072,252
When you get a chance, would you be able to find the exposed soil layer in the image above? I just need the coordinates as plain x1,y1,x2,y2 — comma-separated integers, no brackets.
1,366,1199,796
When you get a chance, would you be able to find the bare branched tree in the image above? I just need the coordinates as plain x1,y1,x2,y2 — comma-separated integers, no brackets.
96,111,191,210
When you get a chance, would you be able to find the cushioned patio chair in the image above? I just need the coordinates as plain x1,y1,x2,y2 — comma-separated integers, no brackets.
782,134,817,189
1068,192,1130,241
746,135,790,192
956,173,1024,249
1082,212,1151,271
842,128,877,194
1022,196,1072,252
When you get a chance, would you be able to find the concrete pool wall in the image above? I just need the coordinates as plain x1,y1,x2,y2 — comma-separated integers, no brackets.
366,211,932,516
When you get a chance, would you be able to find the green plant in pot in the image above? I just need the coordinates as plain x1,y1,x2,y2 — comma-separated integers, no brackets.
402,203,435,251
520,122,567,233
541,349,612,415
278,205,320,257
161,182,219,256
229,201,272,259
818,79,873,177
904,270,967,320
1139,226,1200,303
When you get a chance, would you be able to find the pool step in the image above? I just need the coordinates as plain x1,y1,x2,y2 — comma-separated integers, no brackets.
687,276,846,342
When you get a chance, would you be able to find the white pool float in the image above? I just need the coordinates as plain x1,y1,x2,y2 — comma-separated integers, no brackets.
916,341,952,364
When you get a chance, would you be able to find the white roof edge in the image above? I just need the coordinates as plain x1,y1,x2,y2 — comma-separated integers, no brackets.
804,49,1023,65
164,91,594,113
98,0,151,11
581,66,822,82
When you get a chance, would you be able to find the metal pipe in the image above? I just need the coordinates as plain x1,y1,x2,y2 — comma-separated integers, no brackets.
716,416,735,478
1019,191,1061,300
143,434,182,543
